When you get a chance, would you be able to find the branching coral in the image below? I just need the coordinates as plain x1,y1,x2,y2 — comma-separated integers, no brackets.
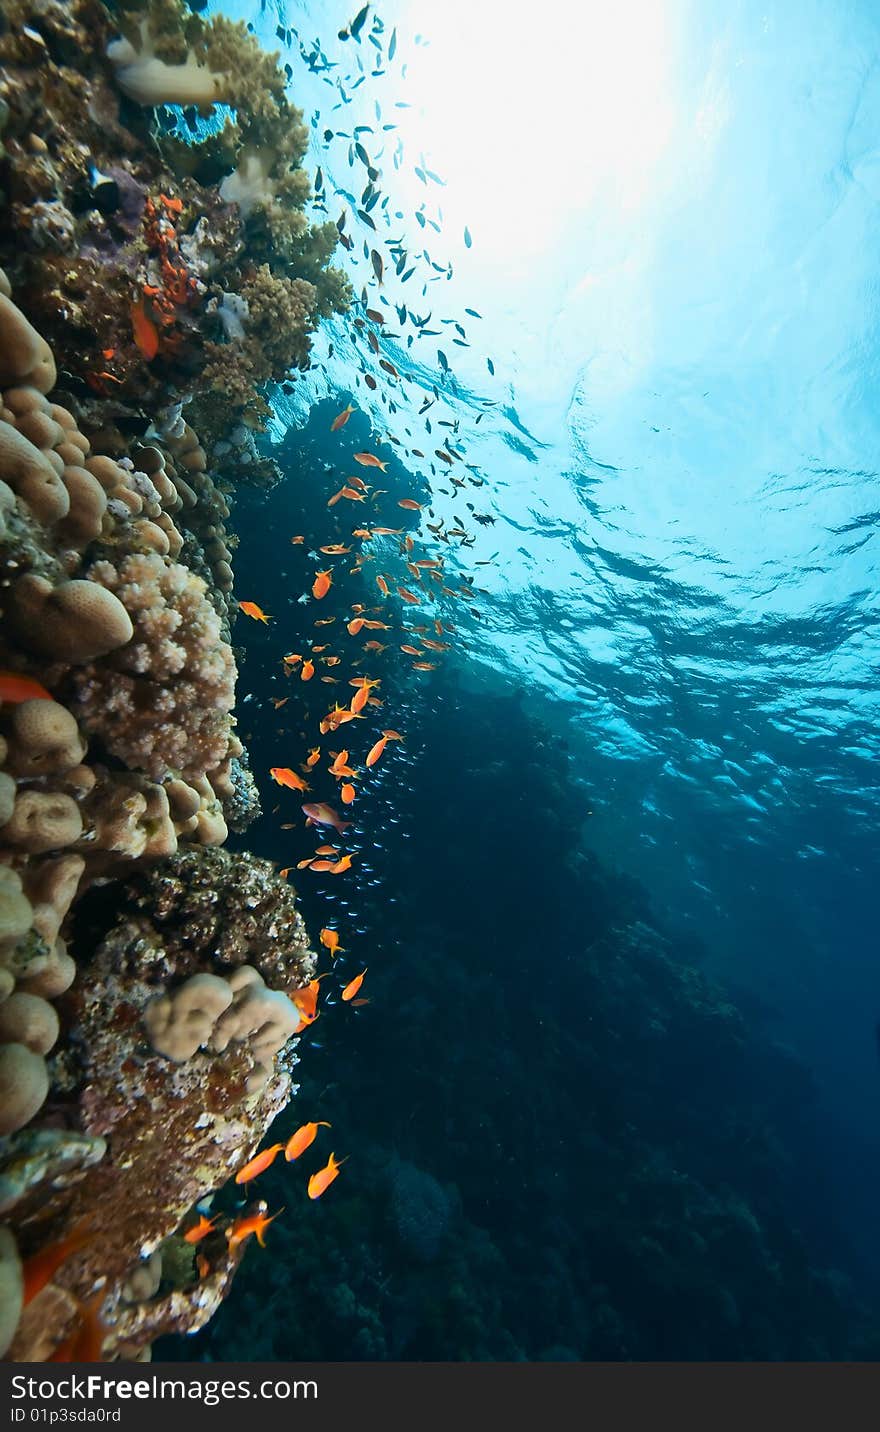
71,552,235,781
201,264,318,421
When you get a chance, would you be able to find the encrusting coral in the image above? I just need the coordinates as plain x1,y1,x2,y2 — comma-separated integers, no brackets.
0,0,351,442
0,12,320,1348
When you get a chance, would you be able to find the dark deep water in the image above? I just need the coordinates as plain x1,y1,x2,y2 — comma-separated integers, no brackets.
157,407,880,1362
160,0,880,1361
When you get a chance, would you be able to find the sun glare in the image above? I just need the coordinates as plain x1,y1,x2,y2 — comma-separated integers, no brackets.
396,0,678,256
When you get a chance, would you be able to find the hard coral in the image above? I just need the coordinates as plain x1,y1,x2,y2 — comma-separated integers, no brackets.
71,552,235,781
201,264,317,422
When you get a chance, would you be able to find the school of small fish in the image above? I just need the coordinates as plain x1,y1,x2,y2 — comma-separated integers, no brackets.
224,4,506,1250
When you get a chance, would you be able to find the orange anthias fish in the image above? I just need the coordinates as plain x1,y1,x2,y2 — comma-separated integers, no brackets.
0,670,53,704
22,1222,94,1307
397,587,420,605
308,1152,348,1200
238,601,272,623
413,662,438,671
347,617,366,635
376,575,390,596
350,676,380,714
226,1207,284,1250
293,975,328,1025
270,767,310,793
327,854,353,875
235,1143,286,1184
320,544,351,555
184,1214,219,1245
364,729,403,767
329,749,356,778
312,569,332,600
319,928,344,957
341,969,367,1002
290,535,305,544
353,452,388,471
272,696,290,710
398,498,422,511
130,300,159,360
301,659,315,681
285,1121,331,1161
302,802,352,833
340,782,356,805
331,403,355,431
400,645,421,656
306,747,322,768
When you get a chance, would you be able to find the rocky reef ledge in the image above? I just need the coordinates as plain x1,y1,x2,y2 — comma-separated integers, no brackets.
0,0,349,1361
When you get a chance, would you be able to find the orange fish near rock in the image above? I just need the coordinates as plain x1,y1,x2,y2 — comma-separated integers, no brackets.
238,601,272,623
293,975,328,1026
270,767,310,793
226,1207,284,1250
235,1144,285,1184
308,1152,348,1200
184,1214,219,1245
285,1121,331,1161
130,300,159,360
0,671,53,704
319,928,344,957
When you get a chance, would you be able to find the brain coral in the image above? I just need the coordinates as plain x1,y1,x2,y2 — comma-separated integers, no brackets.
71,553,235,781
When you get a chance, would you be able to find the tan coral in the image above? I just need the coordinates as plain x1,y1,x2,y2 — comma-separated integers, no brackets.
0,868,33,952
81,772,178,862
0,292,56,391
143,972,234,1062
4,699,86,777
0,1226,23,1359
0,419,69,522
23,854,84,948
121,1251,162,1305
57,465,108,545
0,772,15,826
16,939,76,1000
0,993,59,1055
1,789,83,854
7,573,134,663
210,965,299,1090
0,1044,49,1135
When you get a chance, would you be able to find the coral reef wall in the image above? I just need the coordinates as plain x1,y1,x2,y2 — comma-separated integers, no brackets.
0,0,348,1360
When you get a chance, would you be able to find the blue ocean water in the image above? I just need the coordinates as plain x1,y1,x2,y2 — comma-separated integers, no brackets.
173,0,880,1356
